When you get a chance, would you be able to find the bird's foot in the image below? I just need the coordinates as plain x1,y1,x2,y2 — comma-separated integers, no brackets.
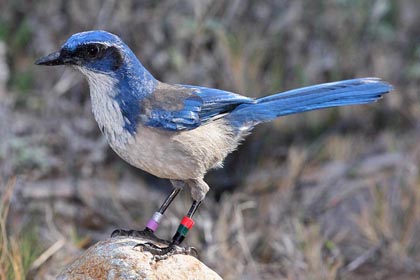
110,228,170,245
134,242,198,261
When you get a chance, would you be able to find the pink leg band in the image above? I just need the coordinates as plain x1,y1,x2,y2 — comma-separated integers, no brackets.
145,212,163,232
146,219,159,232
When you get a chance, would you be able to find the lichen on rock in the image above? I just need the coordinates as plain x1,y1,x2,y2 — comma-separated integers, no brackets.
57,237,222,280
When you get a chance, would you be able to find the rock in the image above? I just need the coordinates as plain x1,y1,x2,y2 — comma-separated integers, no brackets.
57,237,222,280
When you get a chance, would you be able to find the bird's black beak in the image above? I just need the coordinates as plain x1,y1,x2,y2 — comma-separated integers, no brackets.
35,51,67,66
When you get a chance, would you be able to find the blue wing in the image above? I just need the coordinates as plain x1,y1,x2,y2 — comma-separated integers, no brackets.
182,85,255,121
144,94,203,131
141,84,254,131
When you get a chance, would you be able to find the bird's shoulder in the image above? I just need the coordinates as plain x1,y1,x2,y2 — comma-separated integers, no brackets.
137,82,202,131
141,82,202,115
137,82,254,131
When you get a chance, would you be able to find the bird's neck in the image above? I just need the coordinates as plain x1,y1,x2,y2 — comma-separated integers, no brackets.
82,60,157,147
113,59,157,133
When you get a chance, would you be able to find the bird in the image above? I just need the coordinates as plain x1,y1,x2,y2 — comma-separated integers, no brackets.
35,30,393,257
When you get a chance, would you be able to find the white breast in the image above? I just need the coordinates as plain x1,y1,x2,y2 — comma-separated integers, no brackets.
76,67,133,149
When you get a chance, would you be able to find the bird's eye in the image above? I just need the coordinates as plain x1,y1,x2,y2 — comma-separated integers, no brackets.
86,45,100,58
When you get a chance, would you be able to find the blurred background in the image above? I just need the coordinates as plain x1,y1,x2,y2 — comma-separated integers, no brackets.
1,0,420,279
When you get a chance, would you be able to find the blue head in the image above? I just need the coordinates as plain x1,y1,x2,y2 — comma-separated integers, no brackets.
36,30,158,134
36,30,153,76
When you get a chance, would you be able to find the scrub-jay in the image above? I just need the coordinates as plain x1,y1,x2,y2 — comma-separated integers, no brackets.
36,30,392,257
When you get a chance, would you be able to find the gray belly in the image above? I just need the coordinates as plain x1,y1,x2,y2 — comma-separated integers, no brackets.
109,119,241,180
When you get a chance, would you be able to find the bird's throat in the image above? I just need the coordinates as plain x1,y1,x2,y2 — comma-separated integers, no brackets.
79,68,133,148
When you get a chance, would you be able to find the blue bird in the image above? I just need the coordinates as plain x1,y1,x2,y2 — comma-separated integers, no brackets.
36,30,393,257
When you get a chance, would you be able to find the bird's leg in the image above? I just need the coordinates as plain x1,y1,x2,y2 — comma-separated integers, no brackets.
111,187,182,244
134,200,202,260
145,187,182,233
171,200,201,245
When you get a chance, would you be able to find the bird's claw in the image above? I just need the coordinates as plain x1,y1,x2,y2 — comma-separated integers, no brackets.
110,229,130,237
134,242,198,261
110,228,170,245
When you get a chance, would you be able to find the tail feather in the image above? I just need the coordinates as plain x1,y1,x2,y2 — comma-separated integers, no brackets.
227,78,392,127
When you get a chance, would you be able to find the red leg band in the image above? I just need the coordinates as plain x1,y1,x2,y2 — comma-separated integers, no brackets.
180,216,194,229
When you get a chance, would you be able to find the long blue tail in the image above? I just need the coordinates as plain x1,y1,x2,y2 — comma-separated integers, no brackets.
227,78,392,128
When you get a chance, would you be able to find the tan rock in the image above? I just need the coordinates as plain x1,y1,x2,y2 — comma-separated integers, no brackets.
57,237,222,280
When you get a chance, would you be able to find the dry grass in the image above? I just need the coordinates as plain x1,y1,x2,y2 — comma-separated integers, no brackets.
349,154,420,276
0,177,41,280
